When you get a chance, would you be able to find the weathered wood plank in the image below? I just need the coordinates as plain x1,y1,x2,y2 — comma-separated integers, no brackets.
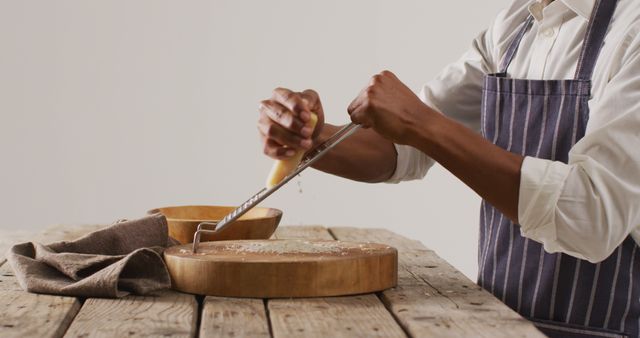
0,290,81,338
0,224,103,338
330,227,545,338
0,265,23,292
269,294,406,338
200,297,270,338
269,226,406,338
194,228,331,338
50,222,200,338
1,223,197,338
64,290,197,338
274,225,334,240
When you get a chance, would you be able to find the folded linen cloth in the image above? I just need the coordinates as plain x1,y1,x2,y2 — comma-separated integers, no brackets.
6,214,177,298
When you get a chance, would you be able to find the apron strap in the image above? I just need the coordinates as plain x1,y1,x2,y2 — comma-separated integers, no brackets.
500,0,619,80
574,0,619,81
499,16,534,74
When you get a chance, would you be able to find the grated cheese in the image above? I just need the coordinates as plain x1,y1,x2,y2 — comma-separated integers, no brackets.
222,240,343,254
176,240,391,256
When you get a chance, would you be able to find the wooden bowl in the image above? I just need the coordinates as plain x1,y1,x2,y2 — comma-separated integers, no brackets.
148,205,282,244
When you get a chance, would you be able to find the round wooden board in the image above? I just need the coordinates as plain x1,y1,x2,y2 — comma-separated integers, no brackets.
164,239,398,298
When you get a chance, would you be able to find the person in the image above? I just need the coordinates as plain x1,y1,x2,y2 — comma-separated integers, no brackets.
257,0,639,336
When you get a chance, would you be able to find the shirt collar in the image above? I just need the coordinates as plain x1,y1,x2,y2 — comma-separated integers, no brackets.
528,0,595,21
561,0,596,20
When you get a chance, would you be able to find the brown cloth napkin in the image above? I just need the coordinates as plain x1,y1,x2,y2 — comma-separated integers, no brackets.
6,214,177,298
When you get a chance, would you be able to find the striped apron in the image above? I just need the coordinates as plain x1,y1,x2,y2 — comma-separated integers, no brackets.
478,0,640,337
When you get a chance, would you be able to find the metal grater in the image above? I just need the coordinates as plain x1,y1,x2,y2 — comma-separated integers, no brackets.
192,122,361,252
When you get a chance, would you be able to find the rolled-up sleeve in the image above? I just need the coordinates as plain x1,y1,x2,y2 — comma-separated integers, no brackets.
518,33,640,262
386,143,434,183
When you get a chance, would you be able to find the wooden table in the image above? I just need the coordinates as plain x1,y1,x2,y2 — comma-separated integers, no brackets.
0,224,546,337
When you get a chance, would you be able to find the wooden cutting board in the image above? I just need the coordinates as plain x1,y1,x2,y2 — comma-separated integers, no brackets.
163,239,398,298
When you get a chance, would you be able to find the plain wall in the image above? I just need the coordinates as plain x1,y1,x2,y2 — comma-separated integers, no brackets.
0,0,511,279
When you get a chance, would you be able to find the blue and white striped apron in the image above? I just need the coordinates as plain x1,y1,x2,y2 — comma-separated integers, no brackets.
478,0,640,337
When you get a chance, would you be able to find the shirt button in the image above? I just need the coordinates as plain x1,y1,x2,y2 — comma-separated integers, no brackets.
542,28,554,37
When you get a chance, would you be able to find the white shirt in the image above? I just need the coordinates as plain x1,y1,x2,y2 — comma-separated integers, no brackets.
388,0,640,263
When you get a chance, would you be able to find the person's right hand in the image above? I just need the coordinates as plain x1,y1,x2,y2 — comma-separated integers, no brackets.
258,88,325,160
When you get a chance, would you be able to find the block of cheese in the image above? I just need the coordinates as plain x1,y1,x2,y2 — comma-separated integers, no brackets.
265,113,318,189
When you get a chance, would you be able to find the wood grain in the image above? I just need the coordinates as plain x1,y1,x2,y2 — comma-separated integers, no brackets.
164,239,397,298
330,227,545,338
0,224,103,338
200,297,270,338
46,223,201,338
64,290,197,338
0,290,81,338
1,223,548,337
269,295,406,338
273,225,332,240
269,226,406,338
150,205,282,244
1,223,198,338
0,265,23,292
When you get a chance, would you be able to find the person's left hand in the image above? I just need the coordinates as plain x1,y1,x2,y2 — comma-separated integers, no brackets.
347,70,433,145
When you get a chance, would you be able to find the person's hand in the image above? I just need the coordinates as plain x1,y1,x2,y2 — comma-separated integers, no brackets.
347,70,432,145
258,88,325,160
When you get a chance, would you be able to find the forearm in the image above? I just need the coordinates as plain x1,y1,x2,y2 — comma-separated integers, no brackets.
309,123,397,183
410,111,524,222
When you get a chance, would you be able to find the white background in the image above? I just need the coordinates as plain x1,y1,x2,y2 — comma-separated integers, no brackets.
0,0,510,279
